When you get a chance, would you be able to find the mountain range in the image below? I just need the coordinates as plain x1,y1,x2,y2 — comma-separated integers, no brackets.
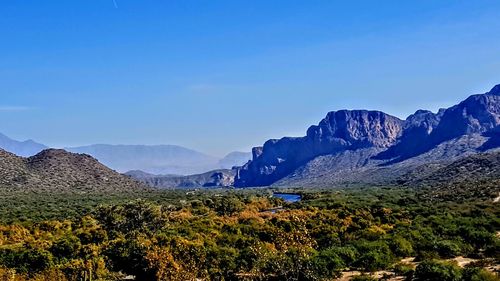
235,84,500,187
65,145,251,175
65,144,221,175
0,133,47,157
1,84,499,191
0,136,251,175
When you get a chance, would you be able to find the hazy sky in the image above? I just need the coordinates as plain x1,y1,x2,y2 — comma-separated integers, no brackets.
1,1,499,156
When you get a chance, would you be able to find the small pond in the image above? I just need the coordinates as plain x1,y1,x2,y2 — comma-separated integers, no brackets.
273,193,302,203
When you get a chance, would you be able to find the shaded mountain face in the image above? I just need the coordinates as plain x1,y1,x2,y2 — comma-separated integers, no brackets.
0,148,147,193
235,84,500,187
376,85,500,162
479,126,500,151
0,133,47,157
374,109,444,162
66,144,220,175
235,110,404,187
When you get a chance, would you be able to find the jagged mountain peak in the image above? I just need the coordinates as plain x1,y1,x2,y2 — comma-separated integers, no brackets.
236,84,500,187
235,110,405,187
306,109,404,148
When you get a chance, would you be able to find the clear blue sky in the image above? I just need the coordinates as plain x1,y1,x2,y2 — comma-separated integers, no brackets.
1,0,499,156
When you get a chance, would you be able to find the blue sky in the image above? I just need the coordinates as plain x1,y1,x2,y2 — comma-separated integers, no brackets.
1,0,499,156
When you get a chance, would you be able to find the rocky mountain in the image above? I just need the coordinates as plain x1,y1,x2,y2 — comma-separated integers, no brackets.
235,110,404,187
0,148,148,193
235,84,500,187
126,169,235,188
65,144,220,175
376,86,500,163
218,151,252,169
0,133,47,157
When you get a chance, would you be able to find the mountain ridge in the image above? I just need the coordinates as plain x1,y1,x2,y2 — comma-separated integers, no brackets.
0,133,47,157
235,84,500,187
66,145,251,175
0,148,148,193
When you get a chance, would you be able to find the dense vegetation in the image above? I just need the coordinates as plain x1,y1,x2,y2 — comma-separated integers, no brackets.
0,187,498,280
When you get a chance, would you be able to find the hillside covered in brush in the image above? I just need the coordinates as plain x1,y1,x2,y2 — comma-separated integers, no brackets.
0,149,148,193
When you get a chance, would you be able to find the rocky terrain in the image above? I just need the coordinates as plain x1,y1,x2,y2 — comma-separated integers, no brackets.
126,169,236,188
400,150,500,200
235,84,500,187
0,148,148,193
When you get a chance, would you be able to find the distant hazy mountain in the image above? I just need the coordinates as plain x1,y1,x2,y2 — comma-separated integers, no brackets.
0,148,147,192
65,144,220,175
0,133,48,157
218,151,252,169
235,84,500,187
126,169,236,188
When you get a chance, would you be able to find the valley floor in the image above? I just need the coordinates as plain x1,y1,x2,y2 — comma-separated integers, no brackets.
0,187,499,280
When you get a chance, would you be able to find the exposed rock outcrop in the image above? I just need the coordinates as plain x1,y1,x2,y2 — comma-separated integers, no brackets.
235,110,404,187
376,85,500,162
235,84,500,187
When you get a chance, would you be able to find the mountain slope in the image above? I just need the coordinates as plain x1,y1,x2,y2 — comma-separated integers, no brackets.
236,84,500,187
66,144,220,175
0,148,148,193
0,133,47,157
401,151,500,200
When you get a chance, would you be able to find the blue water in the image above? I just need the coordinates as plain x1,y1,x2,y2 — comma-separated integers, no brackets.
273,193,302,203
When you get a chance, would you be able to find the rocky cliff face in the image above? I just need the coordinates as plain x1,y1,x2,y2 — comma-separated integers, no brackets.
235,110,404,187
235,84,500,187
376,85,500,162
374,109,444,161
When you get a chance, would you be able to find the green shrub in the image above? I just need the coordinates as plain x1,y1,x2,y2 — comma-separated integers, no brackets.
462,267,500,281
311,248,345,279
414,260,462,281
436,240,464,258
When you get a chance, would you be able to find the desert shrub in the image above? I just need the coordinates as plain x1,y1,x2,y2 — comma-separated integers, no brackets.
389,235,414,257
436,240,466,258
393,262,414,279
353,240,395,272
310,247,345,279
414,260,462,281
462,267,500,281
